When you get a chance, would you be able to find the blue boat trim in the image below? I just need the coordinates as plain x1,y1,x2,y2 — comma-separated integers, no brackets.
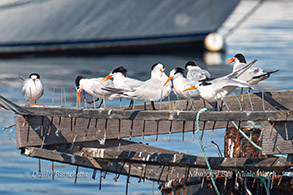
0,32,209,47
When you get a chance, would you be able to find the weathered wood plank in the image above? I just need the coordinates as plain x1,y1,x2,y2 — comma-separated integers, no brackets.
16,106,293,121
13,114,231,148
15,110,293,148
22,138,208,183
15,104,293,122
24,147,191,182
24,145,293,174
262,121,293,155
81,147,293,172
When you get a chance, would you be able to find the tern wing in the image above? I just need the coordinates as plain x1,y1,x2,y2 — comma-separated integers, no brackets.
250,69,279,80
187,68,211,81
123,78,144,90
222,78,254,89
125,78,170,101
21,79,29,96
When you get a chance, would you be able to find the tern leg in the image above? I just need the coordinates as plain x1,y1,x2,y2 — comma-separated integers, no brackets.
167,94,171,110
201,98,206,108
185,99,189,110
262,90,266,111
190,99,195,110
240,88,244,94
27,100,31,106
151,101,156,110
82,91,88,108
119,98,122,109
128,99,134,110
97,99,104,108
33,100,38,106
219,94,230,111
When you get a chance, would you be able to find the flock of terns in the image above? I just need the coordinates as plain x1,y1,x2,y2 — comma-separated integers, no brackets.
22,53,278,110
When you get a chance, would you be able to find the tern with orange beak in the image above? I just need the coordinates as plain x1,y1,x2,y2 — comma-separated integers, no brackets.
164,67,199,99
164,67,199,109
22,73,44,106
184,60,257,106
118,63,171,110
227,53,279,85
101,66,144,108
75,75,118,107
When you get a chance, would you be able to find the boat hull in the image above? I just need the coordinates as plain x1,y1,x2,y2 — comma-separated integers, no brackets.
0,0,240,56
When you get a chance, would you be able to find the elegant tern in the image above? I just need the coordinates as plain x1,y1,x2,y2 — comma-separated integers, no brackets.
121,63,171,109
184,60,257,106
227,53,279,85
101,66,144,108
185,61,211,82
75,75,118,107
164,67,199,99
22,73,44,106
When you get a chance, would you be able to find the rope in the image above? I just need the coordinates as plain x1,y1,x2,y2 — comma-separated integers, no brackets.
196,108,220,195
230,121,262,151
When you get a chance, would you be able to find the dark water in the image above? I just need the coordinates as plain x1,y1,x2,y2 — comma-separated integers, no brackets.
0,1,293,194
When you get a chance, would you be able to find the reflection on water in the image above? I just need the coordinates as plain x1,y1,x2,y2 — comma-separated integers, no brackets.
0,1,293,194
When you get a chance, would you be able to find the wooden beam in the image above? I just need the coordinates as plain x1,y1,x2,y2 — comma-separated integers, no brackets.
81,147,293,172
262,121,293,155
14,109,293,148
15,107,293,121
23,146,293,174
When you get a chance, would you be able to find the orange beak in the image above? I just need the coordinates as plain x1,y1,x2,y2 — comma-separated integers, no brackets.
163,76,174,86
101,74,113,83
32,78,36,81
77,89,81,105
226,58,235,64
183,86,198,92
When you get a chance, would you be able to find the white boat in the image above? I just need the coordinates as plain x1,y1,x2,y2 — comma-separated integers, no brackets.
0,0,240,56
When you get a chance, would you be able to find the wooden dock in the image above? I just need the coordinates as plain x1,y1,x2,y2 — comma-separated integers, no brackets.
1,89,293,194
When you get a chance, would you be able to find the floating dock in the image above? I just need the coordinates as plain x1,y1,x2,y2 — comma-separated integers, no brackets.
1,89,293,194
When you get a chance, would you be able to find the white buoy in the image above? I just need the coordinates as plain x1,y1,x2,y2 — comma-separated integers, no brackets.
204,32,224,52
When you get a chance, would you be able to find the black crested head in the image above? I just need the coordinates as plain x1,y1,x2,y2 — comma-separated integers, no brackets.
75,75,85,88
29,73,40,79
185,61,197,69
151,63,165,70
112,66,127,77
174,67,185,75
234,53,246,63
